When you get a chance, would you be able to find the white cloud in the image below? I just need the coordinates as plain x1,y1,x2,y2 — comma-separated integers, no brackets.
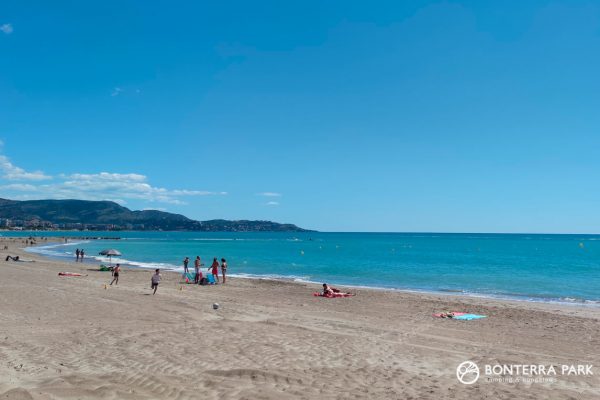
0,148,226,205
265,201,280,206
104,198,127,206
257,192,282,197
111,87,123,96
0,183,38,191
0,24,13,34
0,155,52,181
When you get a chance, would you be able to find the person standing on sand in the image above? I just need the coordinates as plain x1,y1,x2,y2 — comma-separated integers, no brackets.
194,256,202,284
221,258,227,284
110,264,121,286
183,257,190,274
80,249,85,262
151,269,161,294
75,249,80,262
208,258,219,283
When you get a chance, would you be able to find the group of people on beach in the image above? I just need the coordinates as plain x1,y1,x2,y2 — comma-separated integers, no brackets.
103,256,228,295
183,256,228,284
74,248,85,262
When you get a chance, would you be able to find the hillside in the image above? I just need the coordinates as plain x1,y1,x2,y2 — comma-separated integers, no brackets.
0,198,311,232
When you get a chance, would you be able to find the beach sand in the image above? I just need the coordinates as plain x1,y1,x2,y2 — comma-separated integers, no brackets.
0,238,598,399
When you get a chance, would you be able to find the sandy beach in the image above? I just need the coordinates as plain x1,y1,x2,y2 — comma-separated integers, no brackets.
0,238,598,400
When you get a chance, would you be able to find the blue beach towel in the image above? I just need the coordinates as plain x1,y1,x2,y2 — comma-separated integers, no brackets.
453,314,486,320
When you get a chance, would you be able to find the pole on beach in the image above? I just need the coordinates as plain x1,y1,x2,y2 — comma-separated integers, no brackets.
99,249,121,268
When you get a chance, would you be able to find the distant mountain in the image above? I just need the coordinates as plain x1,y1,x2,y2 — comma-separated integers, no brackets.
0,198,312,232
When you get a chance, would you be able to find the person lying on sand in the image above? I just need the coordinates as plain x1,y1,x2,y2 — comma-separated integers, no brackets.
439,312,456,318
5,255,20,261
322,283,342,296
319,283,354,298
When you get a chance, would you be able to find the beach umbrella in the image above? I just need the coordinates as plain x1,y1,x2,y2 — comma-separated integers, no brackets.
99,249,122,266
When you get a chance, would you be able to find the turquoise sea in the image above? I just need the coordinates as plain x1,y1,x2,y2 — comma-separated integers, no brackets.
7,231,600,305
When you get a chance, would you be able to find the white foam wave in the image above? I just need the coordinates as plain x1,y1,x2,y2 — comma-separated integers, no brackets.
229,273,313,283
87,254,179,270
25,241,91,258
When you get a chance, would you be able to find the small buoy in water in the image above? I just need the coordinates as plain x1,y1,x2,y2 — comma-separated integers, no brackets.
300,250,304,255
579,242,585,248
213,303,220,310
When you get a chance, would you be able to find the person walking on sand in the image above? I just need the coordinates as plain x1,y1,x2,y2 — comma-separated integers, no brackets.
110,263,121,286
151,269,161,294
75,249,80,262
221,258,227,284
183,257,190,274
80,249,85,262
194,256,203,284
208,258,219,283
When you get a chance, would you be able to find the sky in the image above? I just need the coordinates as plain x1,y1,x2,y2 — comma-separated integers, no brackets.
1,1,600,233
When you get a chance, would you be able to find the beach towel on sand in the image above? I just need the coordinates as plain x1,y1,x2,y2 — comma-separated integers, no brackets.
182,272,195,283
453,313,486,320
58,272,85,277
433,312,486,320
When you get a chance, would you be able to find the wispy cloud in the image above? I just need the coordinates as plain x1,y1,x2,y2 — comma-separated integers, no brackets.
0,24,13,34
111,87,123,96
257,192,282,197
0,155,52,181
265,201,280,206
0,148,226,205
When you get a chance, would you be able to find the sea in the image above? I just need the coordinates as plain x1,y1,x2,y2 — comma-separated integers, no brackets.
5,231,599,305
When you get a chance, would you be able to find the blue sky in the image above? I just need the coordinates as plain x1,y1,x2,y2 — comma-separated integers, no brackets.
1,1,600,232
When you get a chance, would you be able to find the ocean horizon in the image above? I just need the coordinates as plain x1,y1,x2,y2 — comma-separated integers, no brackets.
6,230,598,306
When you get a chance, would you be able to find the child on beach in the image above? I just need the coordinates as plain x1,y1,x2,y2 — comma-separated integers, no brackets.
151,269,161,294
80,249,85,262
221,258,227,284
208,258,219,283
183,257,190,274
110,264,121,286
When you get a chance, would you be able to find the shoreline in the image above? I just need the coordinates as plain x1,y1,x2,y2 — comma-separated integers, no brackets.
23,238,600,309
16,237,600,318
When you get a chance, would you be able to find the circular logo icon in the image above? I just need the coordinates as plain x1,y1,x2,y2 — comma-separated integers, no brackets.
457,361,479,384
